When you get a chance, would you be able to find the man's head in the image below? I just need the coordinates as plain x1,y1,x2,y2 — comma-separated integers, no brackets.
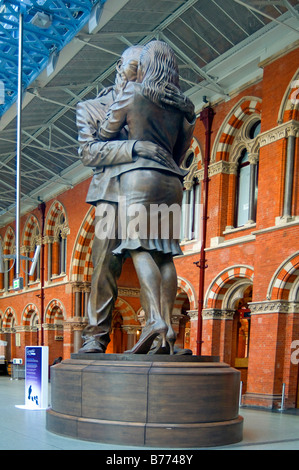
114,45,143,92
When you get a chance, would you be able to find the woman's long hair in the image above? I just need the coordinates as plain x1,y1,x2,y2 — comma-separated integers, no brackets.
140,41,180,109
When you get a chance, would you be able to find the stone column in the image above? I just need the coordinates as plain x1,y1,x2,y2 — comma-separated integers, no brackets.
202,308,235,362
82,282,91,318
73,283,82,317
44,236,53,282
171,313,184,348
186,309,199,354
248,152,259,223
122,325,140,351
52,238,60,276
283,125,297,218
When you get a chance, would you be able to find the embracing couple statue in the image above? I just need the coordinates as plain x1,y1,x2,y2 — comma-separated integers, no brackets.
76,40,195,355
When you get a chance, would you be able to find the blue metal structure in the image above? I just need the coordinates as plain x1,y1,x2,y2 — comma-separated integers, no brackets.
0,0,107,116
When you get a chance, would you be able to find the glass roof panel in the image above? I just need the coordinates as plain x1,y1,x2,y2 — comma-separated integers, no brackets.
0,0,107,116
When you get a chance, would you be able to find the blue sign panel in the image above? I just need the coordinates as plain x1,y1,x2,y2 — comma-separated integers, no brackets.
25,346,48,409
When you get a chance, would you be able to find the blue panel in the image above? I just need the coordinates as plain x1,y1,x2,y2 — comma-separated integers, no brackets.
0,0,107,116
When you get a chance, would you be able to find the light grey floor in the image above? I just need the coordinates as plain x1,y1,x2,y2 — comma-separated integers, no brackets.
0,375,299,451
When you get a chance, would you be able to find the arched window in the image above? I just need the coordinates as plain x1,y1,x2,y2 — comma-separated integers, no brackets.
57,213,67,275
45,202,68,281
236,150,250,227
249,120,261,139
180,144,202,242
235,120,261,227
181,177,201,241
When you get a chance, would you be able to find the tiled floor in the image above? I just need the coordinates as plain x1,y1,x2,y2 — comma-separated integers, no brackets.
0,375,299,450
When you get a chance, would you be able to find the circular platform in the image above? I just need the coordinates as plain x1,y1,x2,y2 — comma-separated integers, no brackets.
46,355,243,448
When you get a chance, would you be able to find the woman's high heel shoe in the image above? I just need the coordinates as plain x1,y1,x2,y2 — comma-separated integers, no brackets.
166,324,176,355
148,329,176,355
166,337,175,355
125,319,167,354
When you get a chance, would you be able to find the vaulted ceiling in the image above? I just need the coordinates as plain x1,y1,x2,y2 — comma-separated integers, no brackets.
0,0,298,227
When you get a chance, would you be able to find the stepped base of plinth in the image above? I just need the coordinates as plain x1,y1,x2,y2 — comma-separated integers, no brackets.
46,355,243,448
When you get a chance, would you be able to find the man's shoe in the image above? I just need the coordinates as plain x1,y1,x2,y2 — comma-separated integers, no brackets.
78,339,105,354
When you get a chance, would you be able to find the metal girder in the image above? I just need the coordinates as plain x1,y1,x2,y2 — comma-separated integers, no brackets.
232,0,299,32
21,151,73,188
75,37,121,57
160,31,228,97
282,0,299,20
27,90,77,110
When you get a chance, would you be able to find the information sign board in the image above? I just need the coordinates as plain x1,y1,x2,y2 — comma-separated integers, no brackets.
24,346,49,410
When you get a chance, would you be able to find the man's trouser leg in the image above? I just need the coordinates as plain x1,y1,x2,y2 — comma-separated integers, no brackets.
81,202,122,352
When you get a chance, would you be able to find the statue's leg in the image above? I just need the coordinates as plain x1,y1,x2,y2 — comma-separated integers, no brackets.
148,253,193,355
125,250,167,354
80,202,122,353
144,252,176,354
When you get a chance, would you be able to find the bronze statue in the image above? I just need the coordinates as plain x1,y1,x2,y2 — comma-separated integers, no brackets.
76,43,195,354
99,41,195,354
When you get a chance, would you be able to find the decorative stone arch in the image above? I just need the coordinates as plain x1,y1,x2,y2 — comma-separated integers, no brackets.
211,96,262,163
278,68,299,124
114,298,137,326
70,206,95,282
22,303,40,327
267,251,299,301
181,137,203,184
177,276,197,310
290,276,299,303
3,226,15,255
45,200,68,238
222,279,253,311
22,214,40,248
3,307,17,328
45,299,66,324
204,265,254,310
0,310,3,329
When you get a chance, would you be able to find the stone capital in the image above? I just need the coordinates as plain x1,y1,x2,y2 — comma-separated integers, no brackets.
249,300,299,315
202,308,235,320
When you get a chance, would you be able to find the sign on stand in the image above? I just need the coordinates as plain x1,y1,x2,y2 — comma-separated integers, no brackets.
16,346,49,410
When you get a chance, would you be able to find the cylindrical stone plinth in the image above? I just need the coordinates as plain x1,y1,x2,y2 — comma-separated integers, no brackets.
46,354,243,448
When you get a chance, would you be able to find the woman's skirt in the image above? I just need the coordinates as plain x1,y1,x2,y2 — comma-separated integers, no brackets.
113,169,183,257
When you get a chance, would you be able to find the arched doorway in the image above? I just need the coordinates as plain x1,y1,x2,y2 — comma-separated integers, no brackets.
232,286,252,393
172,292,192,350
22,303,40,347
45,300,64,364
204,265,254,389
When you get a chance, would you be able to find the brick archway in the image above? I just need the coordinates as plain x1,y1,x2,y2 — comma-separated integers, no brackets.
204,265,254,309
278,68,299,123
267,251,299,301
177,276,197,310
45,299,66,323
114,298,137,326
23,215,40,247
45,200,67,237
3,226,15,255
212,96,262,163
71,206,95,282
3,307,17,328
22,303,40,326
